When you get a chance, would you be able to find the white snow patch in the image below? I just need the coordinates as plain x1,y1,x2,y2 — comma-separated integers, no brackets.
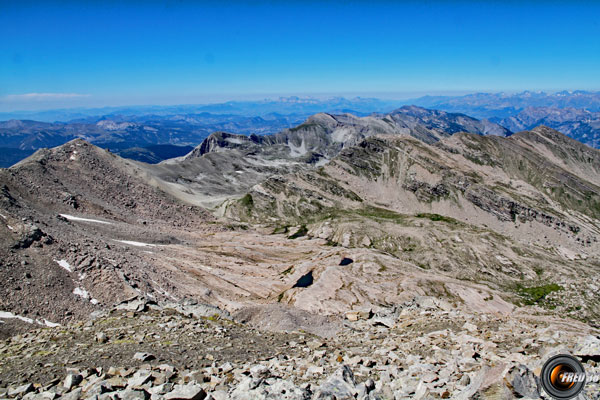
54,259,72,272
73,287,97,304
115,240,157,247
0,311,34,324
7,225,14,231
60,214,113,225
73,287,90,299
0,213,6,219
42,319,61,328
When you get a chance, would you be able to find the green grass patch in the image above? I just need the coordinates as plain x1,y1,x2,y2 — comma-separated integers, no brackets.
517,283,563,305
240,193,253,208
112,339,135,345
415,213,458,224
355,206,407,224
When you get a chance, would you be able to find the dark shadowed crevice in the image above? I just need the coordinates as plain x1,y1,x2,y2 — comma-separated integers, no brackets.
293,271,314,288
339,257,353,266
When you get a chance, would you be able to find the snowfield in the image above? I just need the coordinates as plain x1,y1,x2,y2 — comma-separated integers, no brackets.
115,240,157,247
54,259,73,272
0,311,60,327
60,214,113,225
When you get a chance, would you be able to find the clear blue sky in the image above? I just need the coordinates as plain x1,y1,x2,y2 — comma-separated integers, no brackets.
1,0,600,110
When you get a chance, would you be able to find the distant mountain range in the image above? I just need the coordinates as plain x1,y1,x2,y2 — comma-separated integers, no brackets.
2,91,600,167
411,90,600,118
0,113,307,167
494,107,600,149
409,91,600,148
0,96,405,123
0,106,508,168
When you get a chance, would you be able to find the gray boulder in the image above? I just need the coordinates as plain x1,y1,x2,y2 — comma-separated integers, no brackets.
313,365,357,399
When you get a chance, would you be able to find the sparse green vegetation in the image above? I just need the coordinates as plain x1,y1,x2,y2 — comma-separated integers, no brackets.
289,122,321,132
288,225,308,239
415,213,458,224
517,283,563,305
281,266,294,275
240,193,253,208
316,167,328,177
356,206,407,224
272,225,289,234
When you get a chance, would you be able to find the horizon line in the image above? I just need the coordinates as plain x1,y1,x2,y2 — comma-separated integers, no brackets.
2,89,600,115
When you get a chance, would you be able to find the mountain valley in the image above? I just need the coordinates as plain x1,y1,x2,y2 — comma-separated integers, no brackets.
0,110,599,399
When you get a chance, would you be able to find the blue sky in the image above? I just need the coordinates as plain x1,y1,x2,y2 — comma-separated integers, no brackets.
1,1,600,110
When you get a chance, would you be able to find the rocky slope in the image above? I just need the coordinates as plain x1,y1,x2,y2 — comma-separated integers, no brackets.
0,139,220,334
1,297,599,399
225,126,600,324
143,107,509,208
0,118,599,399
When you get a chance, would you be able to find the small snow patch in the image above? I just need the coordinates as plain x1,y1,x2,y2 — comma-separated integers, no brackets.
115,240,156,247
73,287,90,299
0,312,60,327
43,319,61,328
0,213,6,219
7,225,14,231
60,214,113,225
54,259,72,272
0,311,34,324
72,287,98,304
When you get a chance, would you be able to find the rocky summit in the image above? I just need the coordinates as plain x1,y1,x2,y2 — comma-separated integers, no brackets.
0,111,599,399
